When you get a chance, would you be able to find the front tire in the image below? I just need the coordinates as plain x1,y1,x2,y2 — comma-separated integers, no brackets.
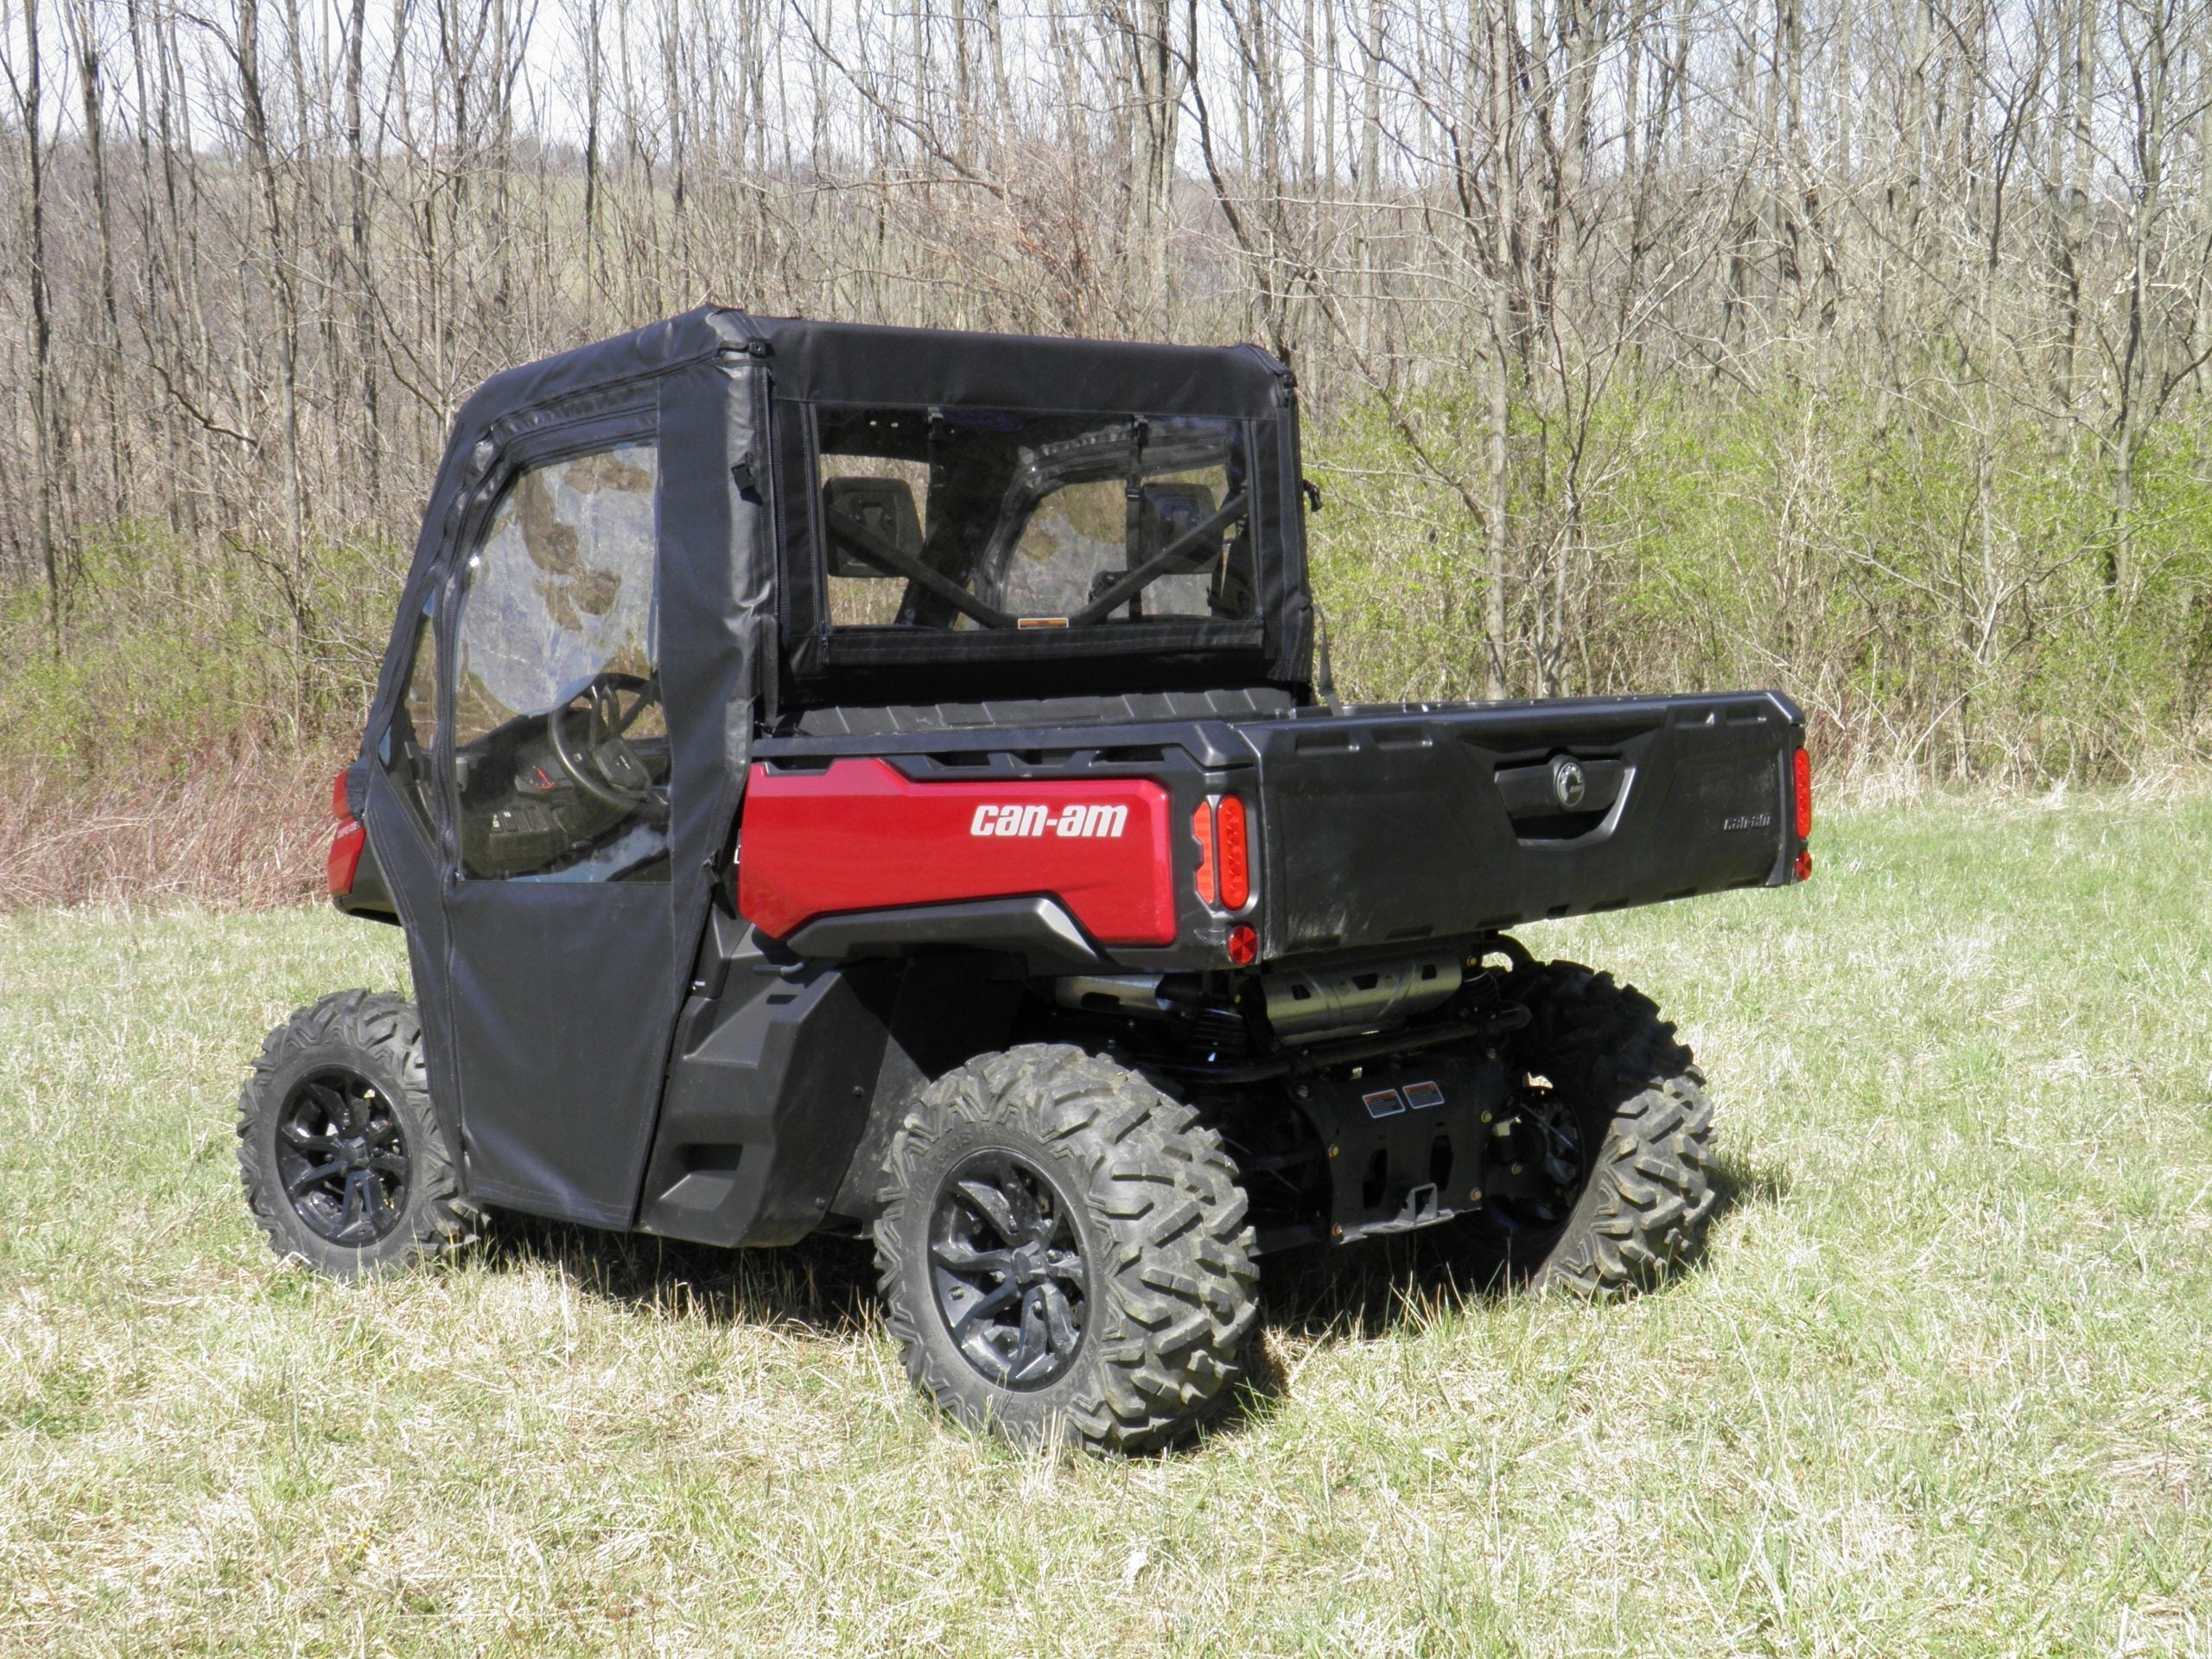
1457,960,1719,1298
874,1045,1258,1454
237,990,471,1278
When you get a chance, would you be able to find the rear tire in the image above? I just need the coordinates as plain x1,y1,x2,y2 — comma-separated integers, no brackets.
237,990,472,1279
1457,960,1718,1298
874,1045,1258,1454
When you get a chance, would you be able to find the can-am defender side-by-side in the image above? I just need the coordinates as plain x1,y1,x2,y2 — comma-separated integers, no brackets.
238,309,1813,1452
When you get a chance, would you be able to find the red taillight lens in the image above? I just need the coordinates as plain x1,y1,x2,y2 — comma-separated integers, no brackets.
331,768,353,822
1216,795,1250,910
1192,796,1254,912
1191,803,1218,907
1792,747,1813,842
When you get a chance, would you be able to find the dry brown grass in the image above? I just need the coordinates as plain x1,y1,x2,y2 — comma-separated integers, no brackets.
0,751,335,912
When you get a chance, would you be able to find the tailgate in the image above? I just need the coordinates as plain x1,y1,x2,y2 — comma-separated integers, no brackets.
1241,692,1805,957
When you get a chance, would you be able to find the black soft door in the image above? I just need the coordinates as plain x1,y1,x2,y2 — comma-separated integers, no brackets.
436,434,686,1225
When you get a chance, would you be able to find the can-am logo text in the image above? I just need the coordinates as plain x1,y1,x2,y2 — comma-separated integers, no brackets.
969,802,1129,839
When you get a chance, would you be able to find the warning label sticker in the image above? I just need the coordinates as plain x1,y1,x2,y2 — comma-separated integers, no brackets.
1361,1088,1406,1118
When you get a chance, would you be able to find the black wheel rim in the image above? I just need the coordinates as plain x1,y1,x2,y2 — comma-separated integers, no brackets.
928,1149,1090,1389
274,1066,410,1247
1479,1081,1591,1242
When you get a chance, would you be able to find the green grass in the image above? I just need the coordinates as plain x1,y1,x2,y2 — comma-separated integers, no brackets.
3,796,2209,1656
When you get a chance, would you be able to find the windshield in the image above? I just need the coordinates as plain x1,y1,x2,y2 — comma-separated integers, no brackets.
816,406,1255,631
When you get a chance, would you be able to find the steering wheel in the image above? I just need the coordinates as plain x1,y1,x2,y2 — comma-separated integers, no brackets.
548,671,665,813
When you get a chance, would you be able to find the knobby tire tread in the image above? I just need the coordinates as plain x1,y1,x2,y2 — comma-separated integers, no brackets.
1494,960,1719,1299
874,1044,1259,1455
236,989,472,1278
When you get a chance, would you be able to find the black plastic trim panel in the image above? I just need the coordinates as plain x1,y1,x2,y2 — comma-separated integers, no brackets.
634,929,1026,1245
786,896,1104,974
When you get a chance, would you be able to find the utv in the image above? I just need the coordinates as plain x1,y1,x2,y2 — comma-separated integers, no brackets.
238,308,1813,1452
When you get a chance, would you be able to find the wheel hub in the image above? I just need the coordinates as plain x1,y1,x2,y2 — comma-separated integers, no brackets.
927,1149,1090,1390
1478,1084,1589,1235
274,1066,410,1247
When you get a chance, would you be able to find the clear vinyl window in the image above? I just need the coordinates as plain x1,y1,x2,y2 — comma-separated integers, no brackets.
815,406,1255,632
450,442,670,881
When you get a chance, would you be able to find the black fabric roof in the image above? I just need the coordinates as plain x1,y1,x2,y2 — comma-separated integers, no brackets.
448,306,1290,435
449,308,751,441
747,315,1289,416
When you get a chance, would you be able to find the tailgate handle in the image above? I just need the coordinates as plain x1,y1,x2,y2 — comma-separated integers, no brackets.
1493,756,1626,837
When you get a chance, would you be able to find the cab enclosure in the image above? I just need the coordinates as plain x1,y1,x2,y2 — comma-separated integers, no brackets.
330,306,1807,1254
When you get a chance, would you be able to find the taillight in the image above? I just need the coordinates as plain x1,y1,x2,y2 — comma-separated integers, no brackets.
327,768,365,897
1792,747,1813,842
1216,795,1250,910
1192,795,1255,913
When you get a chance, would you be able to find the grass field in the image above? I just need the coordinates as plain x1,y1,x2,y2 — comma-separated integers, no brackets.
3,795,2209,1656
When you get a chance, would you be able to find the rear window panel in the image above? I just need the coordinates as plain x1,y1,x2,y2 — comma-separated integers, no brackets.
813,406,1257,632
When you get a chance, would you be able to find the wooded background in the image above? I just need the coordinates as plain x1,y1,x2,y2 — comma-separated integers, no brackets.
6,0,2212,895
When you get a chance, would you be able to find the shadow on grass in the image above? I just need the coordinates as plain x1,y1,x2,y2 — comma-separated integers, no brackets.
1708,1147,1793,1213
461,1146,1793,1450
1250,1147,1792,1343
1214,1147,1796,1436
467,1211,883,1335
